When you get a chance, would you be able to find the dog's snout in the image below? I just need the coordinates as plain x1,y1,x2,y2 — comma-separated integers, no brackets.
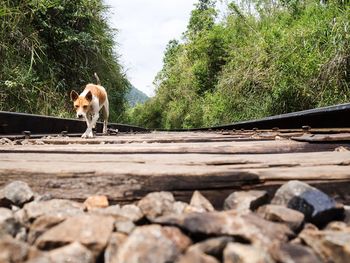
77,114,83,119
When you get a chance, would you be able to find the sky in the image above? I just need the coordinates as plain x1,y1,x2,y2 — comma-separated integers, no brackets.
104,0,198,97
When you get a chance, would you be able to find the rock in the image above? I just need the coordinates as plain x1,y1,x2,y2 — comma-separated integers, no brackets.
188,191,214,212
344,205,350,225
35,214,114,258
223,190,268,211
177,250,220,263
0,208,21,237
104,233,128,263
91,204,143,222
0,138,13,145
115,219,136,234
2,181,34,207
257,204,305,231
188,236,234,258
15,226,27,242
28,215,66,244
34,193,54,202
46,242,94,263
23,199,84,222
271,180,344,227
83,195,109,211
115,225,192,263
299,226,350,263
173,201,189,214
119,204,144,222
0,236,32,263
325,221,349,231
271,243,322,263
155,210,293,246
223,243,274,263
138,191,182,220
29,242,94,263
0,189,12,208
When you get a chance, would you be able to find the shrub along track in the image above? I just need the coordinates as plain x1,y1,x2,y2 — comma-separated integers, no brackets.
0,103,350,207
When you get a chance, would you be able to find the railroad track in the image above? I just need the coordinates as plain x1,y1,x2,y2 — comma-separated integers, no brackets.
0,111,147,139
1,102,350,137
0,103,350,206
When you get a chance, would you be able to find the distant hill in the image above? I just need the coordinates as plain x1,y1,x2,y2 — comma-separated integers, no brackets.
126,86,149,107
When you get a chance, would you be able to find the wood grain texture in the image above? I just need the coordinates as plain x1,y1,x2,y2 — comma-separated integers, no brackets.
0,131,349,206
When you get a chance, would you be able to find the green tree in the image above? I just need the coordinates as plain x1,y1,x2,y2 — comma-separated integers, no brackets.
0,0,128,121
127,0,350,129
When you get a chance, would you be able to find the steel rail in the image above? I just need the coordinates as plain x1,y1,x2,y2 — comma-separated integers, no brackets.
0,111,147,137
1,102,350,136
187,103,350,131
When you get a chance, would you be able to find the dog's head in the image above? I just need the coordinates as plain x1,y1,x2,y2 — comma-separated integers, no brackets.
70,90,93,119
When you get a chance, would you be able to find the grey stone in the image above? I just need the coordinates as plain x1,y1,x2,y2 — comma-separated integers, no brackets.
29,242,94,263
224,190,268,211
28,215,66,244
0,138,13,145
188,191,214,212
104,232,128,263
91,204,143,222
0,236,32,263
138,191,180,220
271,180,344,227
114,219,136,234
188,236,234,258
299,226,350,263
177,250,220,263
115,225,192,263
23,199,84,222
34,193,54,202
271,243,322,263
173,201,189,214
46,242,94,263
257,204,305,231
35,214,114,258
0,207,21,237
155,210,293,247
0,189,12,208
2,181,34,207
15,227,27,242
344,205,350,225
223,243,274,263
119,204,144,222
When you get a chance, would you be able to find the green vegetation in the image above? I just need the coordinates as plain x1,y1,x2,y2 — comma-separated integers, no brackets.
0,0,128,121
127,0,350,129
126,86,149,107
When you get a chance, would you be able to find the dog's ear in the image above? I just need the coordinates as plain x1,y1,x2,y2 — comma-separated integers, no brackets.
85,91,93,102
70,90,79,101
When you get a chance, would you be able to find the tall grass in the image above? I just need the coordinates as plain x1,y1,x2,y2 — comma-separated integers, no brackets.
0,0,128,121
127,0,350,129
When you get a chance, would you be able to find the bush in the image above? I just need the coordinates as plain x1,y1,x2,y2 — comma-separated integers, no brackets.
0,0,128,121
127,0,350,129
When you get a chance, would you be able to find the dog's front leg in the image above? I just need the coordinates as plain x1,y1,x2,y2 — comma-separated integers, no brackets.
82,113,99,138
82,115,93,138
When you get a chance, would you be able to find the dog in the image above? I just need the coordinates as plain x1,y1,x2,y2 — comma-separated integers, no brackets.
70,73,109,138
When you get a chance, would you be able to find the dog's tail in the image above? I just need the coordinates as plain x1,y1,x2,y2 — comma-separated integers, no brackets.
94,72,101,85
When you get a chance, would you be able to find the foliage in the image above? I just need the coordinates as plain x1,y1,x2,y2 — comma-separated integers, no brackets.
127,0,350,129
126,85,149,107
0,0,128,121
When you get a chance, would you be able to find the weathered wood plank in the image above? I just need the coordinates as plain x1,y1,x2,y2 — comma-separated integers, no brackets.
2,140,350,154
0,152,349,205
1,151,350,167
292,133,350,142
1,131,350,206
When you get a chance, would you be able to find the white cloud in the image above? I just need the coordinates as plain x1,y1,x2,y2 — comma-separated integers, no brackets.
104,0,198,97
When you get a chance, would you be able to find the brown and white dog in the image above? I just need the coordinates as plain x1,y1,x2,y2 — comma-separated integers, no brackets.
70,73,109,138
